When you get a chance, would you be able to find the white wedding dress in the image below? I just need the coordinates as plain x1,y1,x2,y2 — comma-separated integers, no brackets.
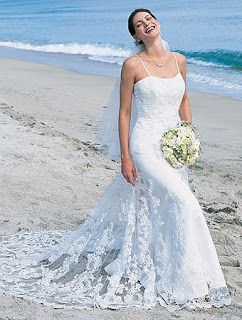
0,52,231,312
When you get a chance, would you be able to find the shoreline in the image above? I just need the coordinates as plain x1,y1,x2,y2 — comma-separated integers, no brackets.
0,56,241,319
1,55,241,101
1,52,241,102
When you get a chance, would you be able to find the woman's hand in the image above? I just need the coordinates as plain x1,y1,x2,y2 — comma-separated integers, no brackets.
121,158,138,186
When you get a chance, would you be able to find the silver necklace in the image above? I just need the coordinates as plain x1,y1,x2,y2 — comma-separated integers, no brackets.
146,50,166,67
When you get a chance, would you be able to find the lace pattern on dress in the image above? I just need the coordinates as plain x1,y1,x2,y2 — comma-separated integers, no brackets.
0,171,231,311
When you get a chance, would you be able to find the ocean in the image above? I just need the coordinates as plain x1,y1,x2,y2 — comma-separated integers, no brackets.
0,0,241,100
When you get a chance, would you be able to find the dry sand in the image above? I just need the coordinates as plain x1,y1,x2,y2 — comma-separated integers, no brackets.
0,57,241,319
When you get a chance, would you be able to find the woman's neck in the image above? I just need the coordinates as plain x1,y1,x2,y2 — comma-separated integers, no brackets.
144,37,165,58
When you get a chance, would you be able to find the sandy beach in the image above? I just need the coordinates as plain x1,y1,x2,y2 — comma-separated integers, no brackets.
0,57,241,319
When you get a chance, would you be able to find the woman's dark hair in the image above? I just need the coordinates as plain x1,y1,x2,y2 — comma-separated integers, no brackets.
128,9,157,44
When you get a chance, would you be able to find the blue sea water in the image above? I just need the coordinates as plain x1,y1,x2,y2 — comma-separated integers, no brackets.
0,0,241,100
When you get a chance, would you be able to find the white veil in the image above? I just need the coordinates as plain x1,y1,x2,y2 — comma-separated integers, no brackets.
96,39,171,162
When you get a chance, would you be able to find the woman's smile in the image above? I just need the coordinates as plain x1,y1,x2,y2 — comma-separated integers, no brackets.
145,25,156,33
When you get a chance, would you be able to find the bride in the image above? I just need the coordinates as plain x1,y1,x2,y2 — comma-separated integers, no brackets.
0,8,231,312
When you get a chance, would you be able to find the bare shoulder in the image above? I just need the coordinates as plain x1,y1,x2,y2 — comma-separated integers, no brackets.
122,56,139,73
173,51,187,66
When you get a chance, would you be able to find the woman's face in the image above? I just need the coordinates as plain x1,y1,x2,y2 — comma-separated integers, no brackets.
132,11,160,43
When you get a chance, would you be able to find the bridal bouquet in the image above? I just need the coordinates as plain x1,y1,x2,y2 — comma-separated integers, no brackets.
160,120,202,168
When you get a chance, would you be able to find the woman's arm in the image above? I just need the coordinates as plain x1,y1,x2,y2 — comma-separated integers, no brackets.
119,57,138,186
178,54,192,124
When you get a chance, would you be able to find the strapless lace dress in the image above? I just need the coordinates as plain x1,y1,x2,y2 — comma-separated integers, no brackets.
0,52,231,312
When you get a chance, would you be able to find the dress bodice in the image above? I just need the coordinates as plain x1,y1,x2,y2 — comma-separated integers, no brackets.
129,52,186,159
131,52,186,132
